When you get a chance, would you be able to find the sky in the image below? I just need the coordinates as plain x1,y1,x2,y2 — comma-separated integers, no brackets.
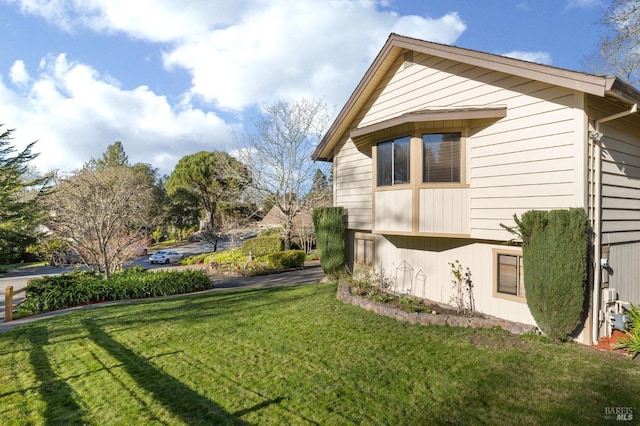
0,0,609,177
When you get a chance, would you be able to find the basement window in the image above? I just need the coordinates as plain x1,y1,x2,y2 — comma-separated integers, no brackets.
355,233,375,266
494,249,526,302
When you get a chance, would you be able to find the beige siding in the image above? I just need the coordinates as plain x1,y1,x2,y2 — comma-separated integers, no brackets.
372,236,536,325
374,189,412,232
348,50,586,241
469,93,585,240
608,242,640,305
419,188,470,234
334,138,372,230
599,122,640,244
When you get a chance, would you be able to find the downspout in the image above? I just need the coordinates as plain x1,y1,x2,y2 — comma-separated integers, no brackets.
590,103,638,345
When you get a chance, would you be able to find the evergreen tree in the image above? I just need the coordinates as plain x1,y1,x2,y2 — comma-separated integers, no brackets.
0,124,49,263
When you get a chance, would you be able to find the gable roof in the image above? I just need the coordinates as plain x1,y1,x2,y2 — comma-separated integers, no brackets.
312,33,640,161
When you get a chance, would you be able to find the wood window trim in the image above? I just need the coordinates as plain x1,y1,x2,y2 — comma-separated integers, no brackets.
492,248,527,304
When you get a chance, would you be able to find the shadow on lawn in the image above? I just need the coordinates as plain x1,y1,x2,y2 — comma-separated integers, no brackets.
93,286,314,334
27,325,85,425
82,318,248,425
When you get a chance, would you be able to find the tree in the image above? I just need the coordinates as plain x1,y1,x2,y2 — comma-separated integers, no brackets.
84,140,129,170
216,202,257,247
0,124,49,263
236,98,332,250
165,187,202,237
590,0,640,87
46,166,156,279
165,151,250,249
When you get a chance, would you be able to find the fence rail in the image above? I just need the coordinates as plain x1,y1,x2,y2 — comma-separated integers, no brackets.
4,286,27,322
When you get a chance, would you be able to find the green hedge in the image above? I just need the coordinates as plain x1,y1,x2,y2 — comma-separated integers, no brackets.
507,208,588,342
18,267,212,317
268,250,306,270
313,207,346,277
211,248,246,264
241,236,282,258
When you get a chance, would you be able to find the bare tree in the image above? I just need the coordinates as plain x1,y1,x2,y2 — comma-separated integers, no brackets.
589,0,640,86
236,98,332,250
46,166,156,279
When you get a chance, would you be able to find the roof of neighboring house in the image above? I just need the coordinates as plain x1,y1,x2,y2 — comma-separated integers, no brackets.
312,33,640,161
258,206,314,228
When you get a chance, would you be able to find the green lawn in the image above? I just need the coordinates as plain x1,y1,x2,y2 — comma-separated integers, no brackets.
0,283,638,425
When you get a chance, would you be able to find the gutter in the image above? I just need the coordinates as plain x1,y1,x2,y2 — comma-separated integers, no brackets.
591,103,638,345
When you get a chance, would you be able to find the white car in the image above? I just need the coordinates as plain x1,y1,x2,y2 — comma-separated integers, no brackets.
149,250,183,264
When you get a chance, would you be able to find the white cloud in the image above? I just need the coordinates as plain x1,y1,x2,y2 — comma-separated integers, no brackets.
7,0,467,111
565,0,603,9
9,60,30,85
1,0,469,174
501,50,553,65
0,55,232,175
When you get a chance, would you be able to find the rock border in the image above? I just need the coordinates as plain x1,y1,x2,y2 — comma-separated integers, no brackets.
336,281,537,335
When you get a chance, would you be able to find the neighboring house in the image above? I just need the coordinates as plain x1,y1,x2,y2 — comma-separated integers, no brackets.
258,205,314,230
312,33,640,344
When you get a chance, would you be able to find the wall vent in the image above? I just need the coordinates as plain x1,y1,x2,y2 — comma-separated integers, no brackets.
403,50,414,68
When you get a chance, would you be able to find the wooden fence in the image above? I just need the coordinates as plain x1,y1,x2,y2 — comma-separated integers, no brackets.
4,286,27,322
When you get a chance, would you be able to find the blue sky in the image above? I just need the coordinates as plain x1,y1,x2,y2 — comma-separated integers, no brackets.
0,0,608,176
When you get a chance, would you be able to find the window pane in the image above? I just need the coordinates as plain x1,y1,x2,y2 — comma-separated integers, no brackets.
423,133,461,183
393,137,410,184
497,254,518,295
377,137,410,186
377,141,392,186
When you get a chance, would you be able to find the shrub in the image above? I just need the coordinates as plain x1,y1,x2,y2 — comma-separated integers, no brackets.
16,268,212,317
259,227,284,237
268,250,306,270
313,207,346,277
180,252,212,265
211,248,246,264
503,208,588,342
241,236,282,258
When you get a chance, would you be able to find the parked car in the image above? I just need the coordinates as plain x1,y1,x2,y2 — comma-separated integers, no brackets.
149,250,183,264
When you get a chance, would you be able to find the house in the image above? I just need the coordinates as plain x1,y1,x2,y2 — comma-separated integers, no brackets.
258,205,314,230
312,33,640,344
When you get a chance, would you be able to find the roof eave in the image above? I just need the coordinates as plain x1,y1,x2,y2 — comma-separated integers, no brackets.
313,33,640,161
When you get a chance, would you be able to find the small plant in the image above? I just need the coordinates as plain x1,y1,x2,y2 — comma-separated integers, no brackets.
347,268,431,313
449,260,474,315
615,304,640,359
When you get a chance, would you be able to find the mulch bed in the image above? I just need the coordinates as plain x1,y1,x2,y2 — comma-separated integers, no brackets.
592,330,628,355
